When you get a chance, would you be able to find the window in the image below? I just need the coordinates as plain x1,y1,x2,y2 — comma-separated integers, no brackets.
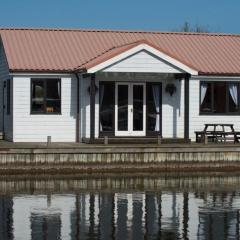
99,82,115,133
6,79,10,115
200,81,240,114
31,79,61,114
147,83,161,133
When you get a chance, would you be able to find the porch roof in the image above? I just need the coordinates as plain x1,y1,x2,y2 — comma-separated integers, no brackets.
1,28,240,76
79,40,198,75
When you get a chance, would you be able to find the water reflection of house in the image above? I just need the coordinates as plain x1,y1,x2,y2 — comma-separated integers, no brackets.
197,193,240,240
198,210,239,240
9,192,194,239
6,191,240,239
80,192,187,239
12,195,76,240
31,212,61,239
0,196,13,240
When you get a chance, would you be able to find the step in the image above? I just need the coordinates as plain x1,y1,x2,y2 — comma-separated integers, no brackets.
84,137,187,144
0,132,4,140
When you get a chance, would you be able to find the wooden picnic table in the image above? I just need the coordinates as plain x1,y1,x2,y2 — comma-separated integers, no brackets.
195,124,240,143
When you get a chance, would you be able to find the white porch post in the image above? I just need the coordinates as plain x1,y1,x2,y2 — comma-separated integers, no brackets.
184,73,190,142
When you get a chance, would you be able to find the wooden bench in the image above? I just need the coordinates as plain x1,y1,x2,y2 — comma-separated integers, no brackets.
195,124,240,143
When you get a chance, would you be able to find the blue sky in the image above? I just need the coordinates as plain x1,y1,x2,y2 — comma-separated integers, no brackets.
0,0,239,33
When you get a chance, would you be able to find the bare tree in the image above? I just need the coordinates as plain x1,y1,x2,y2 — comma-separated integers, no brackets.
178,21,210,33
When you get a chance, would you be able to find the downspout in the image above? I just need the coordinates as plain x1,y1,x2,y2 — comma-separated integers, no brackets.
2,81,5,134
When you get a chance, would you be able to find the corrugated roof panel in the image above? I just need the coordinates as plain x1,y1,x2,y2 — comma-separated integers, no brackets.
1,28,240,75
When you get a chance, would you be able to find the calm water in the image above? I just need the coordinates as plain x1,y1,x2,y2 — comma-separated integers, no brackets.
1,174,240,240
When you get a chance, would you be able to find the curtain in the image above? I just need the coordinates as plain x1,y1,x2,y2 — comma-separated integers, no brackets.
57,80,61,98
100,85,105,131
200,83,208,104
229,83,238,105
152,85,160,131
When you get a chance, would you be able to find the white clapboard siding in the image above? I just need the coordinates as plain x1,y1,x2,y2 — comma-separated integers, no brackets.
80,76,90,139
162,79,184,138
13,76,77,142
189,78,240,140
103,50,183,73
80,76,99,139
0,42,13,140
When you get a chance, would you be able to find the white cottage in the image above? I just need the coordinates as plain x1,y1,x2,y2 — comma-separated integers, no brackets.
0,28,240,143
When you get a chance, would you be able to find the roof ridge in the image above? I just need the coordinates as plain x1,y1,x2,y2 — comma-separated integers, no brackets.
0,27,240,37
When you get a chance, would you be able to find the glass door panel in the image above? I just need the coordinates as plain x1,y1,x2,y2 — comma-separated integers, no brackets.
115,83,145,136
117,84,129,131
133,85,144,131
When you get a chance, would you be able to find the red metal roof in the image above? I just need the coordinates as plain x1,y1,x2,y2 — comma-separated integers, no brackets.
1,28,240,75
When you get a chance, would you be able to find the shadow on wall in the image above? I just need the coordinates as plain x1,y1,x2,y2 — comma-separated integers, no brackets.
70,77,77,119
163,79,182,138
80,77,90,139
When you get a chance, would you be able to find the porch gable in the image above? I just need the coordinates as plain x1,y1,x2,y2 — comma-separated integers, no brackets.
102,49,184,73
86,42,198,75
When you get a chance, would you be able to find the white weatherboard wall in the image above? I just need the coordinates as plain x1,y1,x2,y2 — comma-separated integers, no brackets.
80,75,99,139
80,76,88,138
103,50,184,73
13,75,77,142
162,78,184,138
189,78,240,141
80,76,90,139
0,40,13,140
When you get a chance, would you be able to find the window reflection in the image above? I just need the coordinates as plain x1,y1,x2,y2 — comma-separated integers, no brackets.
31,79,61,114
147,83,161,133
99,82,115,133
117,85,128,131
200,82,240,114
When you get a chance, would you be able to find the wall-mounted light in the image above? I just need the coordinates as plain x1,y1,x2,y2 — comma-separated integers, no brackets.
88,84,98,95
165,83,177,96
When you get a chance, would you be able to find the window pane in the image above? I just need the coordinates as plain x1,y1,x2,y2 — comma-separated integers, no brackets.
99,83,114,132
46,80,61,113
229,83,239,112
147,84,160,132
200,82,212,113
7,80,10,115
213,83,226,113
118,85,128,131
32,80,45,112
133,85,143,131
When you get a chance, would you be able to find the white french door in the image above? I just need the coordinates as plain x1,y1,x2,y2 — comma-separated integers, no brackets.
115,82,146,136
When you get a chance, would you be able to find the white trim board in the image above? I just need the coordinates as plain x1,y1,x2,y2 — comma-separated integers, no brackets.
87,43,198,75
191,75,240,80
10,72,73,77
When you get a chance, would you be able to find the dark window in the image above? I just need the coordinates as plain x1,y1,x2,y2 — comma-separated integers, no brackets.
200,81,240,114
147,83,161,133
117,84,128,131
6,79,10,115
99,82,115,133
31,79,61,114
133,85,143,131
214,82,226,113
32,80,45,113
200,82,212,113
